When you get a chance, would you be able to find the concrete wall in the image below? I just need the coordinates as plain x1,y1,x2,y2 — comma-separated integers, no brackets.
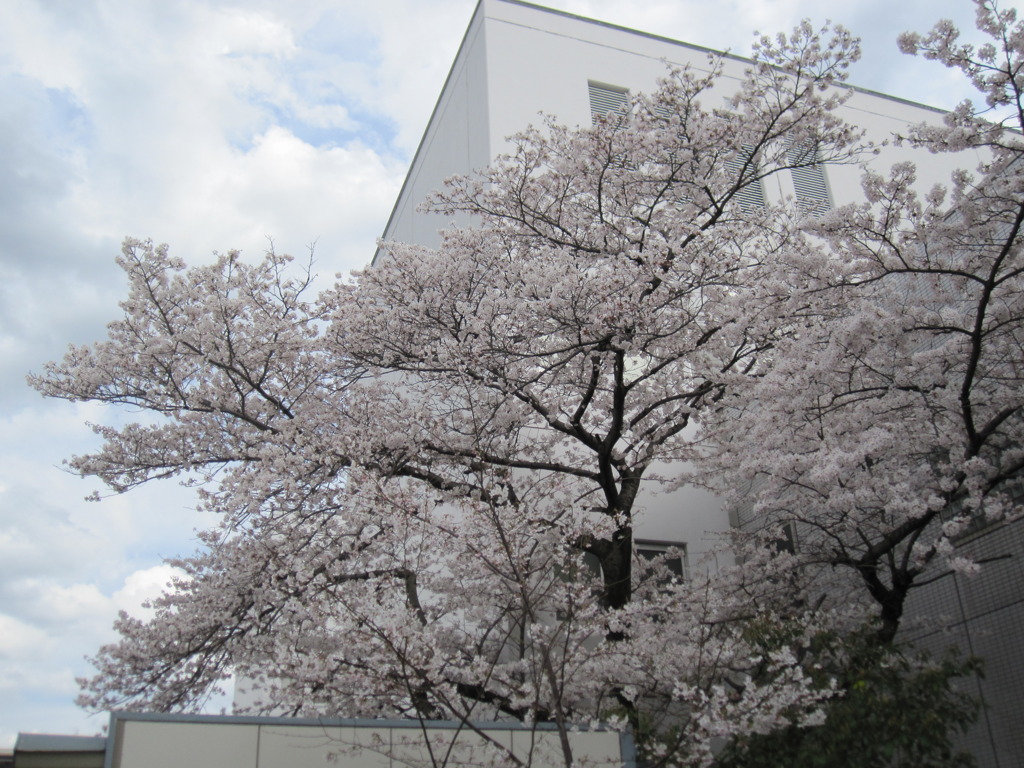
107,714,631,768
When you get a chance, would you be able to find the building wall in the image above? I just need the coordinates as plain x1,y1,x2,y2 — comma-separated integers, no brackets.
902,517,1024,768
379,2,492,249
104,713,631,768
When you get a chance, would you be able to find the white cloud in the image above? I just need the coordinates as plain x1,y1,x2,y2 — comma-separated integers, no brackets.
205,126,404,266
197,6,298,59
0,563,185,744
8,581,111,632
113,564,187,620
0,614,56,661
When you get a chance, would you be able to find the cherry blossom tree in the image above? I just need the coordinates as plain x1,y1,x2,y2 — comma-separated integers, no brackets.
703,0,1024,650
32,5,1014,763
31,20,866,765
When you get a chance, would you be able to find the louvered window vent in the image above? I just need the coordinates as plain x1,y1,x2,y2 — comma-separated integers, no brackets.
589,82,629,124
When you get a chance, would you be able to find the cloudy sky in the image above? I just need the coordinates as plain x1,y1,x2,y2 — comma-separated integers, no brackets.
0,0,1016,747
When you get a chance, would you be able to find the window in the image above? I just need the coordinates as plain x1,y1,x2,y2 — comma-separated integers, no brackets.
635,539,687,582
589,82,629,125
577,540,688,584
770,521,797,554
724,146,766,210
787,140,831,215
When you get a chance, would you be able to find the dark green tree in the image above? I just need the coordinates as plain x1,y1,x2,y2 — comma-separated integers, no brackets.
716,629,981,768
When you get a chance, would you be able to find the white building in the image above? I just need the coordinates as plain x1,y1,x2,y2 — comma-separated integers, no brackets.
380,0,968,250
376,2,1021,766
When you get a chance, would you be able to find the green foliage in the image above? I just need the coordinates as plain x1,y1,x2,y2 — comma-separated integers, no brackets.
715,632,982,768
